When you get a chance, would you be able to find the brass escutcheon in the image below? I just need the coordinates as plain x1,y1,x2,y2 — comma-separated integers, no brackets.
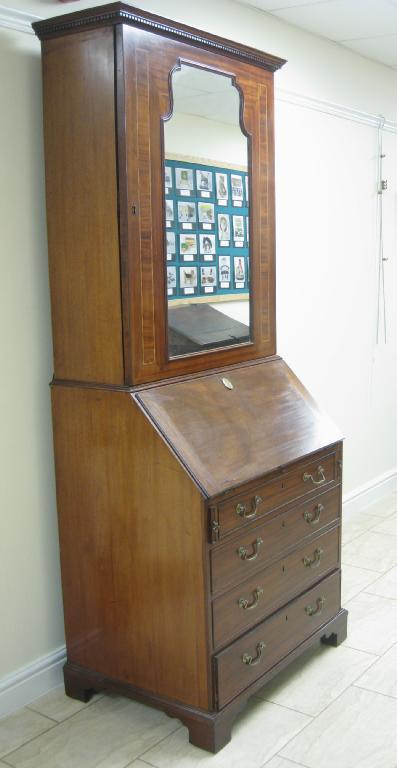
303,503,324,525
237,537,263,561
303,547,324,568
236,495,263,520
303,465,326,486
238,587,264,610
305,596,325,617
242,641,266,666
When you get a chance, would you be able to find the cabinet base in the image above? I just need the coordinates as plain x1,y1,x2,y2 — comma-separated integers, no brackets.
64,608,348,753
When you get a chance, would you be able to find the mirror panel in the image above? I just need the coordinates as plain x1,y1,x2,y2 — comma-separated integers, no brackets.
163,65,250,359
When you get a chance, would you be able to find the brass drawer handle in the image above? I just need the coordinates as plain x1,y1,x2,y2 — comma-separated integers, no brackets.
303,465,326,486
238,587,264,611
236,495,263,520
303,547,324,569
305,596,325,616
242,641,266,666
303,503,324,525
237,537,263,561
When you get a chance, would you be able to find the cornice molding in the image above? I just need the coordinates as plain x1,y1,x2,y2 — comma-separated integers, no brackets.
276,87,397,134
32,2,286,71
0,4,41,35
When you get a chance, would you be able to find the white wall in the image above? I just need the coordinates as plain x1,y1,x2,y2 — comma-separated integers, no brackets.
1,0,397,705
0,28,64,681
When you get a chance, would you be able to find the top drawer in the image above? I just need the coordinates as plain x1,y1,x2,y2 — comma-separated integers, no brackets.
213,447,341,540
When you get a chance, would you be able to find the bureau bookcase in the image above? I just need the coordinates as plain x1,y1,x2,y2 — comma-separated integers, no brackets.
33,3,347,752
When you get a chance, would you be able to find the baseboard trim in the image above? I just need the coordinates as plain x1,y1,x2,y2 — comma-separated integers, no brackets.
0,646,66,719
343,466,397,518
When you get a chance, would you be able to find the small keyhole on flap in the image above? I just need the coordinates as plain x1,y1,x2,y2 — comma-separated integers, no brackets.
281,481,285,489
131,204,137,215
282,564,286,573
282,520,286,528
285,614,288,621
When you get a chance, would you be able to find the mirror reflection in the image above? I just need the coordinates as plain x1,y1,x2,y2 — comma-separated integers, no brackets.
164,65,250,358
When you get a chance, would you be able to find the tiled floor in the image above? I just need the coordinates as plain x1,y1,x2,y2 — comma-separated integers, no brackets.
2,491,397,768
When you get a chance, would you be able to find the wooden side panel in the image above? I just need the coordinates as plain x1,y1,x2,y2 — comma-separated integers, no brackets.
51,385,210,709
42,29,124,384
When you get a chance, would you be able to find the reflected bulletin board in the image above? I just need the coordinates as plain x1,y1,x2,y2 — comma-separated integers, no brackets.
165,159,249,302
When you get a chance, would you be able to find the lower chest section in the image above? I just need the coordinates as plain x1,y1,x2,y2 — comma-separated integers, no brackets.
205,442,343,710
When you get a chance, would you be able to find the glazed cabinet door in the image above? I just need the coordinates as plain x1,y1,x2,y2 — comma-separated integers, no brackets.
118,24,277,384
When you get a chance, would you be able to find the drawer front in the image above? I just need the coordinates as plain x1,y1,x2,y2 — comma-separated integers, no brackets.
215,570,341,709
212,525,340,649
211,486,340,593
216,448,340,539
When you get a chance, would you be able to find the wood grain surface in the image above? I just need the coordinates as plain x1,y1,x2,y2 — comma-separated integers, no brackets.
42,29,124,384
135,358,343,497
212,525,340,648
51,384,211,709
214,570,341,708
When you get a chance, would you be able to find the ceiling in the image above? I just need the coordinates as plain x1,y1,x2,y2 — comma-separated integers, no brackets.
236,0,397,69
172,66,240,125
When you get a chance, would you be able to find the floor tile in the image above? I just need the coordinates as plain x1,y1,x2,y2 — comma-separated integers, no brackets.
362,494,397,519
342,530,397,573
364,565,397,599
354,642,397,699
141,698,310,768
0,709,54,759
263,758,308,768
27,686,102,723
343,591,397,655
280,686,397,768
372,512,397,537
255,643,375,716
341,563,379,604
341,513,380,544
125,762,154,768
5,694,180,768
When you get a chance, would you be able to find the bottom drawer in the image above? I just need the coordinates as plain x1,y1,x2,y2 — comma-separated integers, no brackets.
215,570,340,709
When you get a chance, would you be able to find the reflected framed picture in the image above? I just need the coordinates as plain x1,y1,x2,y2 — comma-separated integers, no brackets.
180,266,198,288
177,201,196,223
219,255,231,282
196,169,213,192
234,256,245,282
218,213,230,241
175,167,194,190
199,234,216,254
179,234,197,255
166,232,176,254
216,172,228,200
198,202,214,224
231,174,243,200
233,215,244,240
165,200,174,221
164,166,173,188
167,266,177,288
200,266,217,286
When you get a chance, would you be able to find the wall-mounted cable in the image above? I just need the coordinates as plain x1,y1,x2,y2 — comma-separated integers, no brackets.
376,115,388,344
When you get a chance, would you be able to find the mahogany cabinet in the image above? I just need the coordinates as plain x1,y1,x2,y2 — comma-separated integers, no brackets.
34,3,347,753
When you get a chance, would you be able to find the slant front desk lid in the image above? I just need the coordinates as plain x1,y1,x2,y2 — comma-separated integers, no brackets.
134,358,342,499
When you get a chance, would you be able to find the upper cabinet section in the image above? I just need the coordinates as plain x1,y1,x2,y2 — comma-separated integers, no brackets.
34,4,285,386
